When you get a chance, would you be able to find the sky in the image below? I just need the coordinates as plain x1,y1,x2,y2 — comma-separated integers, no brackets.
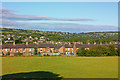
1,2,118,33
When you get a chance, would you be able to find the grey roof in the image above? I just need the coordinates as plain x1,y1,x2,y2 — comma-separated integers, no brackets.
2,44,119,48
2,43,55,48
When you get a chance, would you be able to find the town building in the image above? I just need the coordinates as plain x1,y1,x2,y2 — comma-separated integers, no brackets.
1,41,119,56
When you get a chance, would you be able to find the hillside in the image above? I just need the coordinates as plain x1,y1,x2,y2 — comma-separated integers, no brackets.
1,28,118,44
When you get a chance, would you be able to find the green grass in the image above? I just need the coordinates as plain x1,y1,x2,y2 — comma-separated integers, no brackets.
2,57,118,78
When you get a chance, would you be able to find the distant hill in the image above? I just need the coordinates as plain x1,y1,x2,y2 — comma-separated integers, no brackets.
1,28,118,44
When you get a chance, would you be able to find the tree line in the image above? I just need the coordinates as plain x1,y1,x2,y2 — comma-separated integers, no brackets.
76,44,119,56
2,28,118,44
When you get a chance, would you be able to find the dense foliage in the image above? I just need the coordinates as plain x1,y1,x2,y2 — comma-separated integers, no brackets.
1,28,118,44
77,44,118,56
34,47,37,55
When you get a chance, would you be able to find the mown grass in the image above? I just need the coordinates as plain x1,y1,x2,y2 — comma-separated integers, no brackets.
2,57,118,78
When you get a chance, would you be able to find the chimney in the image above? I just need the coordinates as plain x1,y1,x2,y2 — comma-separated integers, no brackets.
46,47,49,52
36,41,39,45
26,41,28,45
81,42,83,44
73,42,76,56
94,42,96,45
63,44,65,54
115,42,117,44
105,42,108,44
13,41,15,45
88,42,90,45
87,40,90,45
100,42,102,45
52,41,55,44
109,42,112,44
0,40,2,45
69,42,71,45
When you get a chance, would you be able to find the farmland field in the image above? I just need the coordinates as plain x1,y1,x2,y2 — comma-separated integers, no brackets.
2,57,118,78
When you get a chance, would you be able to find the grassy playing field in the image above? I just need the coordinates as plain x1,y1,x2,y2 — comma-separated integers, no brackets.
2,57,118,78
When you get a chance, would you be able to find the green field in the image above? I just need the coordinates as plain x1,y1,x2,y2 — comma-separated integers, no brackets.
2,57,118,78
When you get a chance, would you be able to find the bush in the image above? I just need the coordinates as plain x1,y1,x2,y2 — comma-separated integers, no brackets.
34,47,37,55
76,47,86,56
14,53,18,56
14,52,21,56
18,52,21,56
43,54,46,56
108,44,117,56
116,48,120,56
77,45,117,57
70,53,73,55
47,54,50,56
6,52,10,56
37,52,41,55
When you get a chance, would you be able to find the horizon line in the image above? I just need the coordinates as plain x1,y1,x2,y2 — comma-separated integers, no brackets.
1,27,118,33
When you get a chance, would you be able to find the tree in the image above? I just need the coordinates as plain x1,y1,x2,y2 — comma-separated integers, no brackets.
96,45,109,56
15,38,22,44
43,54,46,56
116,48,120,56
14,53,18,56
108,44,117,56
6,52,10,56
87,46,99,56
86,45,109,57
10,37,13,40
18,52,21,56
47,54,50,56
76,47,86,56
34,47,37,55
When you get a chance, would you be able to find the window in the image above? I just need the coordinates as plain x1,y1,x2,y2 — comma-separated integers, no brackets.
16,49,18,51
66,51,67,54
51,48,52,52
40,48,42,51
68,51,70,54
5,49,7,51
29,48,31,51
72,48,73,53
47,49,49,52
11,49,13,51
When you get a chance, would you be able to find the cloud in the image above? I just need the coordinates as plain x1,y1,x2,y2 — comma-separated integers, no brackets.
0,7,118,33
1,8,94,21
1,20,117,33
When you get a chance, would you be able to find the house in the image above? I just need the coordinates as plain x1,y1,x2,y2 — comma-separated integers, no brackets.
2,42,55,56
109,41,118,44
40,36,47,41
1,41,119,56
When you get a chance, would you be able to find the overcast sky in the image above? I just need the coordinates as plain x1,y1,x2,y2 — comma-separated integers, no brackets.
1,2,118,33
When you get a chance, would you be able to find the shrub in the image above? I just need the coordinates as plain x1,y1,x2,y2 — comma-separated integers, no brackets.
18,52,21,56
47,54,50,56
108,44,117,56
116,48,120,56
34,47,37,55
70,53,73,55
6,52,10,56
76,47,86,56
14,53,18,56
43,54,46,56
79,45,117,57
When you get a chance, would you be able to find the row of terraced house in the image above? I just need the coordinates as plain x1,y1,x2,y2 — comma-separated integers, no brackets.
1,41,119,56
